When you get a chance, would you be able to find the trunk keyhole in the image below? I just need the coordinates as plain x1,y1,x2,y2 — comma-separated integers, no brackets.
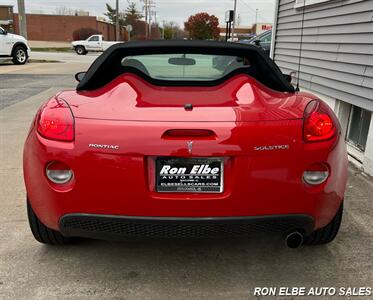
184,103,193,111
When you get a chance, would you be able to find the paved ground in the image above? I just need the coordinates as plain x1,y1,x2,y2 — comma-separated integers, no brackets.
0,52,98,110
30,51,101,64
0,74,74,110
0,57,372,299
28,40,71,48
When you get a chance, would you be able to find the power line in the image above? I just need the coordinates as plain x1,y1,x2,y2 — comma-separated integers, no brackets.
238,0,269,23
238,0,257,15
141,0,156,39
144,0,270,28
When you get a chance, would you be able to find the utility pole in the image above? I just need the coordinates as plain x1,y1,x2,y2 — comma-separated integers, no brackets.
144,0,148,39
255,9,258,25
115,0,120,41
161,20,165,39
148,1,155,39
142,0,155,39
148,1,151,38
231,0,237,41
17,0,27,39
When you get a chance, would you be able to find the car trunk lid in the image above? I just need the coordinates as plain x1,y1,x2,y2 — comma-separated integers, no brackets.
60,74,309,123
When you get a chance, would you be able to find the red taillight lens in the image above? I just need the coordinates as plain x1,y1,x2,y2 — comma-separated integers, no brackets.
37,98,74,142
303,100,336,142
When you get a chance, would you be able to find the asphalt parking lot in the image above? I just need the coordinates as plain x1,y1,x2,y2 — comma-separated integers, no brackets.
0,53,372,299
0,51,99,109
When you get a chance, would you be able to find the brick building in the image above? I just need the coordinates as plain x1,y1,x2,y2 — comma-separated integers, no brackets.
0,5,14,32
219,23,273,40
0,5,123,42
219,26,254,39
13,13,123,42
252,23,273,35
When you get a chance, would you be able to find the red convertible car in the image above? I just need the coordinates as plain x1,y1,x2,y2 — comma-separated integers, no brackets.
23,41,348,248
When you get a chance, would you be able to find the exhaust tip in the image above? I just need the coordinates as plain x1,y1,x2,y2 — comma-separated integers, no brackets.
285,231,304,248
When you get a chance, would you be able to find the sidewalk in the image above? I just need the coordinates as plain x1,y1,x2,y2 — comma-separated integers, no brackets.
28,40,71,48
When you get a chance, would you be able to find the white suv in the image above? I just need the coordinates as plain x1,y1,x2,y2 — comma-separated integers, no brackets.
0,26,30,65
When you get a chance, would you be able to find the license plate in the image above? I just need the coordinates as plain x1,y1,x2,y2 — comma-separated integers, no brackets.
156,157,223,193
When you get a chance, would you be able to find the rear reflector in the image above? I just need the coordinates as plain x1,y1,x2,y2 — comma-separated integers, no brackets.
37,98,74,142
46,161,73,184
303,163,329,185
303,100,336,142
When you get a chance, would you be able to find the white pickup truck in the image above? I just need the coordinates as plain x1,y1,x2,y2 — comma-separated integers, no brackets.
0,26,30,64
71,34,121,55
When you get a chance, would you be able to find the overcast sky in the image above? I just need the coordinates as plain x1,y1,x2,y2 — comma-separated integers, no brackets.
4,0,275,27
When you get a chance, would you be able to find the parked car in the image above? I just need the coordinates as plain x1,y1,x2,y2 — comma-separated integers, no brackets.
71,34,121,55
212,55,233,71
0,26,30,64
241,30,272,56
24,41,347,248
213,31,272,70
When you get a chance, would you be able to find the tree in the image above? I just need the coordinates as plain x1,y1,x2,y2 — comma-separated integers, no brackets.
124,2,143,24
163,26,173,40
174,27,188,39
184,13,220,40
55,6,75,15
104,3,125,26
124,2,145,39
150,24,161,40
162,21,176,40
162,21,187,40
104,2,147,40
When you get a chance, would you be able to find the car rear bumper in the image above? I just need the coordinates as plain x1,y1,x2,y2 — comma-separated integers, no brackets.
59,213,315,240
24,125,348,233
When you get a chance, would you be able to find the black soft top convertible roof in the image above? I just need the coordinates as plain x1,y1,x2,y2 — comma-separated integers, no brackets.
77,40,294,93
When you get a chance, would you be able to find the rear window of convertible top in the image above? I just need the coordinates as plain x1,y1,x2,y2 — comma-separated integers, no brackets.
121,54,251,81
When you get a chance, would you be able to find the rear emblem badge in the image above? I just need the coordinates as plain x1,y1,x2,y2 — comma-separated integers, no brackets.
187,141,193,154
89,144,120,150
254,144,289,151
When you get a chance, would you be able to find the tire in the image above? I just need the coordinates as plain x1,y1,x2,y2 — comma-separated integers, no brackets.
75,46,87,55
27,200,73,245
305,202,343,245
12,45,28,65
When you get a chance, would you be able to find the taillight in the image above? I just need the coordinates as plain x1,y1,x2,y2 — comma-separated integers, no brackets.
303,100,336,142
37,98,74,142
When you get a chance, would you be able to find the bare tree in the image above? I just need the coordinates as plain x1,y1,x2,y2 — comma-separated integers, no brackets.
55,6,75,16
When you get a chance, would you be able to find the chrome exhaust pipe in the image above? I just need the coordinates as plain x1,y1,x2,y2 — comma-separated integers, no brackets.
285,231,304,248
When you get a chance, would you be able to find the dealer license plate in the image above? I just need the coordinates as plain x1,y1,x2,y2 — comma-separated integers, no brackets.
156,157,223,193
